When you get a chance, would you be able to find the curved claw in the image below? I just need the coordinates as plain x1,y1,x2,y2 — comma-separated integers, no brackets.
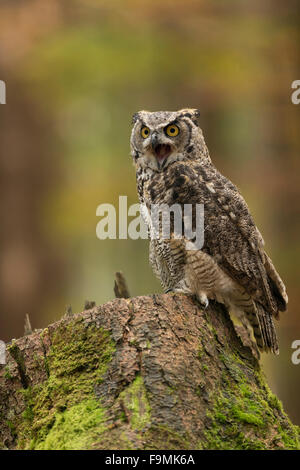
198,293,209,310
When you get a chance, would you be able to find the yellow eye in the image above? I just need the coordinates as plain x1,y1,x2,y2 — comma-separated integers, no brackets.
165,124,179,137
141,126,150,139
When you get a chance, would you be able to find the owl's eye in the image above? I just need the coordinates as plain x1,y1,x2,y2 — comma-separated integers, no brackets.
165,124,179,137
141,126,150,139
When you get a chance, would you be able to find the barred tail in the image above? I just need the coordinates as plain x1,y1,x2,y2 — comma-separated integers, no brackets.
233,295,279,354
252,302,279,354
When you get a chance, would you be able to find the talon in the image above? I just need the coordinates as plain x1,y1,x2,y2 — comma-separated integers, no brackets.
199,294,209,310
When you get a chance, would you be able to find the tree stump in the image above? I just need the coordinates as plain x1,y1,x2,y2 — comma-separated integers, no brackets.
0,294,299,450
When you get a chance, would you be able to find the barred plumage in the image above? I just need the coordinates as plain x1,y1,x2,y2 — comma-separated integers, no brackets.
130,109,288,354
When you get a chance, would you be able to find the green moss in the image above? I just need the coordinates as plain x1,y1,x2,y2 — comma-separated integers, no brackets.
34,399,107,450
119,375,151,431
17,387,35,428
14,318,115,449
203,427,268,450
6,421,17,438
235,434,268,450
22,406,34,423
4,366,13,380
239,383,252,398
204,389,266,449
231,406,264,427
265,386,283,412
203,350,299,450
277,426,299,450
215,411,228,424
219,352,247,383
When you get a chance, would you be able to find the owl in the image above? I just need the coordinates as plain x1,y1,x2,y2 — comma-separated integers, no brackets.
130,108,288,354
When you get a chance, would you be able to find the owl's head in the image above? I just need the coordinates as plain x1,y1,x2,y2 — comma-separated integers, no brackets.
130,108,209,172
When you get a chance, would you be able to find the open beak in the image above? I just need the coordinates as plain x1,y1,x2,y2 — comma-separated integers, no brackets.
151,134,172,168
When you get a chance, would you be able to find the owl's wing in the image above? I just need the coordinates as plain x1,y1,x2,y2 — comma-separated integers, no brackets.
171,162,288,317
201,171,288,316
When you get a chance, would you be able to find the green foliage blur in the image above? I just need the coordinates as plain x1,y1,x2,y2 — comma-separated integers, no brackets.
0,1,299,424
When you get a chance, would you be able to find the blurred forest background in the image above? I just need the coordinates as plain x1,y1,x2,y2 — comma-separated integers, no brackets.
0,0,299,424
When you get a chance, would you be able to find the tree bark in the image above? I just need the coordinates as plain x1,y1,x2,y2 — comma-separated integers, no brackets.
0,294,299,450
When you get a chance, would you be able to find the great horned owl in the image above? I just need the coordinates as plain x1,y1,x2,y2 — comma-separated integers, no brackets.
130,108,288,354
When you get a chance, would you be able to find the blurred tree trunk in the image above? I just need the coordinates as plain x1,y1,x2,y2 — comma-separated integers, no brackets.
0,294,299,450
0,76,65,342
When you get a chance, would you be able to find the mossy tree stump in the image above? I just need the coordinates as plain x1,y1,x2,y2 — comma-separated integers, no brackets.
0,294,299,450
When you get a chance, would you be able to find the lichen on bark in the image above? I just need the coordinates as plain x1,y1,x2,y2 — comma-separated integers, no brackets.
0,294,299,450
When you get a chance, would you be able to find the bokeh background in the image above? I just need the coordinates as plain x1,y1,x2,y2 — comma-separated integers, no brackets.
0,0,299,424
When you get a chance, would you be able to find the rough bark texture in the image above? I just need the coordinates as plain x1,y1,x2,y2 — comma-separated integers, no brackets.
0,294,299,450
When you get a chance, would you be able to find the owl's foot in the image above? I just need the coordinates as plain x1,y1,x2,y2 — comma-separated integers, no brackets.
165,288,193,300
166,284,192,296
197,293,209,310
165,278,192,295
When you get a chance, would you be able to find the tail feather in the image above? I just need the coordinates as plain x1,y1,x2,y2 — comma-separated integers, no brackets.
264,253,288,314
233,295,279,354
229,289,279,354
254,302,279,354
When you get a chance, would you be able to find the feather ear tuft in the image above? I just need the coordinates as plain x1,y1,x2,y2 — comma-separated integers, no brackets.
132,112,140,124
179,108,200,125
